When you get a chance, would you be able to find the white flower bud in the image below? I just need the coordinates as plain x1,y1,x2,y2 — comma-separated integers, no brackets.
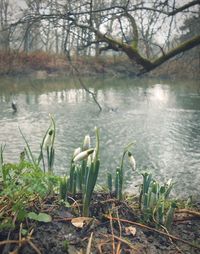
73,148,94,162
128,152,136,171
166,179,172,186
73,147,81,158
83,135,91,150
44,129,54,149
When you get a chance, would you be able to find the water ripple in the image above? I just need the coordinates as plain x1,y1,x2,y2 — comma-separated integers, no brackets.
0,77,200,197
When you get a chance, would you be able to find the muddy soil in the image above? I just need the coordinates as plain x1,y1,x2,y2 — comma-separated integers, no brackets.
0,193,199,254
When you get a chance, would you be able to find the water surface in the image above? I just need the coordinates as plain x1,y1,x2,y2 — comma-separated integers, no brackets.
0,76,200,197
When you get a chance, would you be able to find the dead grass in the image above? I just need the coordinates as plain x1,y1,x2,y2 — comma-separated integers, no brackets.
0,49,199,79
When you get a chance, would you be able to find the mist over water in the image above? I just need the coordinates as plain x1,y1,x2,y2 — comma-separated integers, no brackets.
0,76,200,197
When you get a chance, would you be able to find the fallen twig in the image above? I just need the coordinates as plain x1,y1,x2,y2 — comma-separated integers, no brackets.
97,239,111,254
100,233,137,251
27,239,42,254
86,232,93,254
109,212,116,254
0,239,26,245
116,210,122,254
104,215,200,250
53,217,73,222
176,209,200,217
0,238,42,254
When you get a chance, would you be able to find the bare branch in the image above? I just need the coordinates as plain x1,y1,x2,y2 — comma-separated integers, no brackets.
168,0,200,16
152,34,200,69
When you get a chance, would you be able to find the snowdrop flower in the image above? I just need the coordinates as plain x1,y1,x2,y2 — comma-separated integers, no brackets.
128,152,136,171
166,179,172,187
83,135,91,150
44,129,54,149
73,148,94,162
73,147,81,158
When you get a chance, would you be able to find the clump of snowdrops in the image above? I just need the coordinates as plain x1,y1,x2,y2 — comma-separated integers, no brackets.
0,116,176,229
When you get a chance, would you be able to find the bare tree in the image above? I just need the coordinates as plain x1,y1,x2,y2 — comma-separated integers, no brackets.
0,0,11,50
3,0,200,74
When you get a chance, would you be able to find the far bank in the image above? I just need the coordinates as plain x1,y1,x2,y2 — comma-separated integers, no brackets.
0,50,199,80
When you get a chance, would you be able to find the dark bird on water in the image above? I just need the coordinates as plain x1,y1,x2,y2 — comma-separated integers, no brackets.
11,101,17,112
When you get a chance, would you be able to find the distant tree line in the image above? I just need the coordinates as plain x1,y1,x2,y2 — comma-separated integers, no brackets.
0,0,199,74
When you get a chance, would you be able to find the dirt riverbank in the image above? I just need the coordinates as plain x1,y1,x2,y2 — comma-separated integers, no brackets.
0,193,200,254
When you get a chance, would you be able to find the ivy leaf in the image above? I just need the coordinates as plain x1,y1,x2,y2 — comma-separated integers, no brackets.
37,213,52,222
27,212,38,220
27,212,52,222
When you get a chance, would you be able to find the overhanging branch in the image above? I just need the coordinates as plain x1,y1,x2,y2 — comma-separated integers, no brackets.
152,35,200,68
168,0,200,16
93,28,200,73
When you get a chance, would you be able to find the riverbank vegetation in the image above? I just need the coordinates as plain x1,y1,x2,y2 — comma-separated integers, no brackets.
0,118,200,253
0,49,199,80
0,50,138,78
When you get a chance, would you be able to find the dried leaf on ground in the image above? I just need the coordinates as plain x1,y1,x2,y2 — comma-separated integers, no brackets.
125,226,137,236
71,217,93,228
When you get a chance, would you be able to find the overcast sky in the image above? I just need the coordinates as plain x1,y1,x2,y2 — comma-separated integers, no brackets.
8,0,197,46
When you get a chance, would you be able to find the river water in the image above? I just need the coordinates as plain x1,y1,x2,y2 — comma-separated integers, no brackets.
0,76,200,197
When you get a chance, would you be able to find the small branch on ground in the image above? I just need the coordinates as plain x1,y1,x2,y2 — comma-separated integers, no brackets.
104,215,200,250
